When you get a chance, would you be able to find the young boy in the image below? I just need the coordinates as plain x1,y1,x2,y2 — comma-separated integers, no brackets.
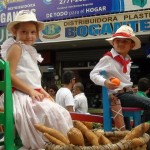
137,77,150,97
136,77,150,122
90,25,150,130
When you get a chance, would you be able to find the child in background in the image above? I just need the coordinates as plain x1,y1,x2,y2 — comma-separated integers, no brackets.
0,10,73,149
56,71,75,112
90,25,150,130
132,84,138,93
137,77,150,97
136,77,150,122
46,84,58,100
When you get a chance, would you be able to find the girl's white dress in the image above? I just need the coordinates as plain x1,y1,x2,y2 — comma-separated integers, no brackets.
0,38,73,149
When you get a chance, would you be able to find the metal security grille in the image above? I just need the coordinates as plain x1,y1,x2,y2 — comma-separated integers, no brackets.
56,47,145,62
56,49,107,61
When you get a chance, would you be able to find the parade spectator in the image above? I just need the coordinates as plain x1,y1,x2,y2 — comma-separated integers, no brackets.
137,77,150,97
132,84,138,93
73,82,88,113
56,71,75,112
136,77,150,122
46,84,58,100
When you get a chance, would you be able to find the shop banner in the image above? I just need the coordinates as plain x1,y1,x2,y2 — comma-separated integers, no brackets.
38,10,150,43
0,10,150,45
0,0,150,26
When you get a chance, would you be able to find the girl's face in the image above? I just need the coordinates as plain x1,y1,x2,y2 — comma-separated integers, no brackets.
112,38,135,57
14,22,38,45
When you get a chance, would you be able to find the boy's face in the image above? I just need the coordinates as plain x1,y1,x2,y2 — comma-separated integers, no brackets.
112,38,135,56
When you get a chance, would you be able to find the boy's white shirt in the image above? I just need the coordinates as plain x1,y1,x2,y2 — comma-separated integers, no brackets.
90,48,133,94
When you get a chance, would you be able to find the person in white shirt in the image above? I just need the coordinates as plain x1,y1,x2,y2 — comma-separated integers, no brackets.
56,71,75,112
73,82,88,113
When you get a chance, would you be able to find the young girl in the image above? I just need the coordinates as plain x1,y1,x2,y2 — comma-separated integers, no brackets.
0,10,73,149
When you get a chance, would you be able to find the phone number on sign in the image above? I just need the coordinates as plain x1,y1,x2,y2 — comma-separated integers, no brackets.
59,0,87,4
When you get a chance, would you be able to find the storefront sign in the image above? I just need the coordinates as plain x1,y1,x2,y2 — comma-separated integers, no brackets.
0,0,149,26
38,10,150,43
0,10,150,45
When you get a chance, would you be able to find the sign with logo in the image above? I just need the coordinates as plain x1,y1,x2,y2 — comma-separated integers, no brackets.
0,10,150,45
0,0,149,26
38,10,150,43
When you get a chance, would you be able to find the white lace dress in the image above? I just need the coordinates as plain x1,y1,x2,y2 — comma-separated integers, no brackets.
0,38,73,149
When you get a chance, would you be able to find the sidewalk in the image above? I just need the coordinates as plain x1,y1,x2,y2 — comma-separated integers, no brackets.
88,108,103,115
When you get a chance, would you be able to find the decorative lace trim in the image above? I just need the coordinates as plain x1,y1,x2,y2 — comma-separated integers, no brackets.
0,37,43,63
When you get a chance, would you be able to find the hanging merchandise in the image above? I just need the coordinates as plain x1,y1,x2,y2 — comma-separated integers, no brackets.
132,0,147,7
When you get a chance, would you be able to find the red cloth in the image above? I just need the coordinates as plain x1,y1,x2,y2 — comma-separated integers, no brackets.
112,32,131,37
12,87,41,93
105,51,130,73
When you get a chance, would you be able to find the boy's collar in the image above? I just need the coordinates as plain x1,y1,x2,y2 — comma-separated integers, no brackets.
110,48,131,60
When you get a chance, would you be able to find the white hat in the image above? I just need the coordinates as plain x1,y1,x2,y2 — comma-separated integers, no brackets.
106,25,141,50
7,10,44,35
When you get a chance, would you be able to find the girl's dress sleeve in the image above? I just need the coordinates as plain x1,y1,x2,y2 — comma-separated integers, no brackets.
0,37,43,63
0,38,16,60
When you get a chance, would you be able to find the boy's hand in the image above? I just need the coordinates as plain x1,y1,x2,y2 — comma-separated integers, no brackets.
104,79,119,90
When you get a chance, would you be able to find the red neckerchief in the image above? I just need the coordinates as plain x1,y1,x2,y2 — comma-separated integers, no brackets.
105,51,130,73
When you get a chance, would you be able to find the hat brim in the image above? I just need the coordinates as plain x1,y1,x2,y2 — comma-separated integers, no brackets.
106,36,141,50
7,20,44,35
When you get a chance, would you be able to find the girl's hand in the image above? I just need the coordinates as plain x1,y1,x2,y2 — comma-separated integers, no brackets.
29,89,45,102
104,79,119,90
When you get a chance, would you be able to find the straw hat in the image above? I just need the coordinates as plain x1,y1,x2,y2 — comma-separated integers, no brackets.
106,25,141,50
7,10,44,35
